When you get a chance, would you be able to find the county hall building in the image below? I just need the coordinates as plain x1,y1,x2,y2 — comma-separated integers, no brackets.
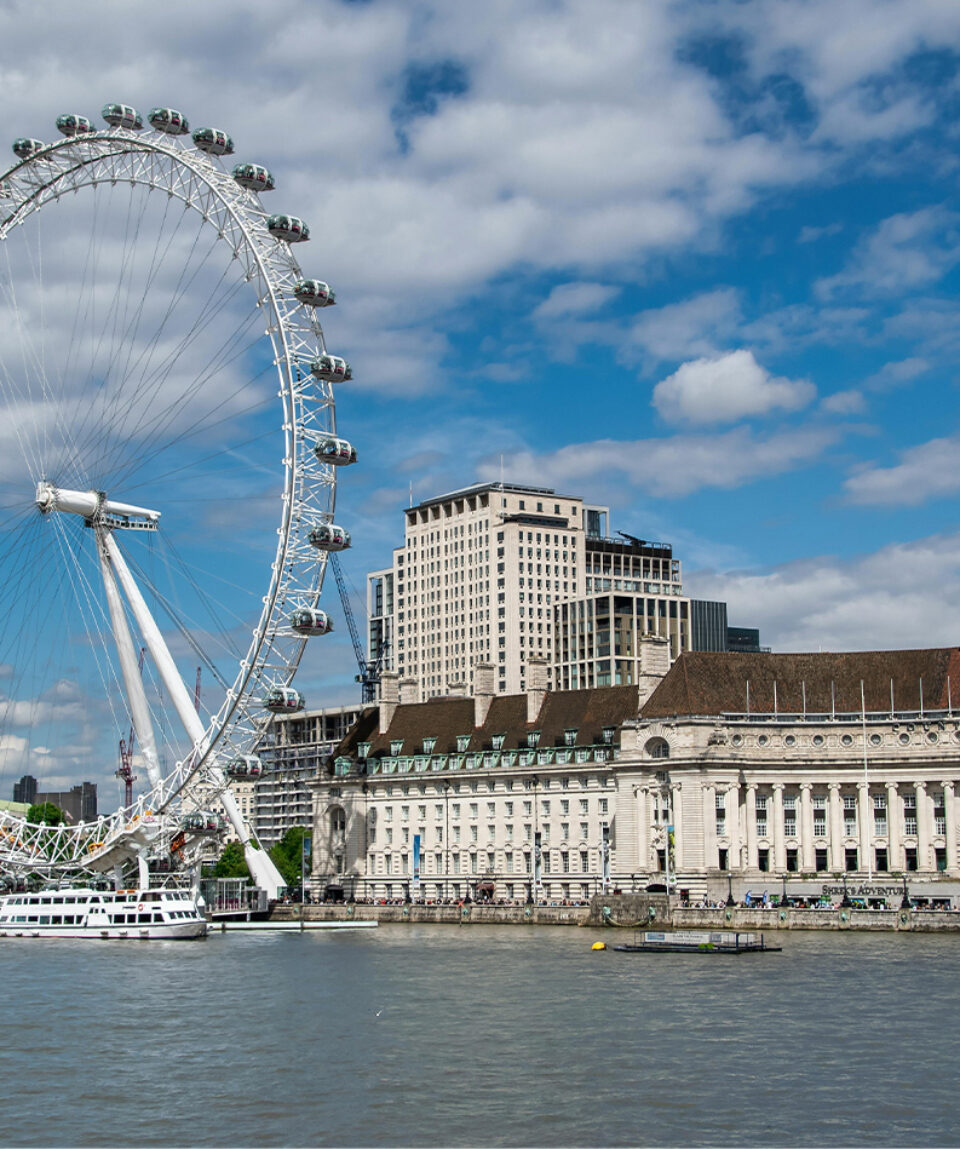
307,646,960,906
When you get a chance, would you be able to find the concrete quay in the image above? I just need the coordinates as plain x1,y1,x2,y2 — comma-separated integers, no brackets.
269,893,960,932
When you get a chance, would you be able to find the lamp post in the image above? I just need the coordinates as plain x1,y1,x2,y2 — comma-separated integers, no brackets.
841,869,852,908
901,873,911,910
726,871,735,907
781,872,789,909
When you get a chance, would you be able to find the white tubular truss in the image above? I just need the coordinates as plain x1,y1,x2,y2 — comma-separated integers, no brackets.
0,124,342,876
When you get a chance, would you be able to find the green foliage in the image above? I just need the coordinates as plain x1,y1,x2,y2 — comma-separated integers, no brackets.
28,802,64,826
213,841,250,880
269,826,310,889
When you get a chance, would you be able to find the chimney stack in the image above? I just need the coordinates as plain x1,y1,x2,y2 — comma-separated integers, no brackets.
379,671,399,735
446,678,467,698
526,657,549,725
474,663,495,727
638,635,670,710
399,677,419,705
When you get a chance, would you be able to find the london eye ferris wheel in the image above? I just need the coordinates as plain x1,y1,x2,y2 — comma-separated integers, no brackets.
0,102,354,893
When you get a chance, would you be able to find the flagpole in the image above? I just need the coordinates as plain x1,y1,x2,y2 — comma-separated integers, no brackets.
862,680,872,881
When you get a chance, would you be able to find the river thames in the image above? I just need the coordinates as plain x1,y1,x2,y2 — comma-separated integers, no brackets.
2,924,957,1147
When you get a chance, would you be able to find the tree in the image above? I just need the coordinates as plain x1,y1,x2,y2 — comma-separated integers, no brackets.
269,826,309,889
28,802,64,826
212,841,249,879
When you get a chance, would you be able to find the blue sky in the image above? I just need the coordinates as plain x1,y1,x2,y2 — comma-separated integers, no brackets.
4,0,960,743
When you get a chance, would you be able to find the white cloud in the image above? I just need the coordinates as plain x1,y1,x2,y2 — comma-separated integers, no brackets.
816,206,960,299
534,282,620,320
864,357,930,390
798,222,844,244
687,530,960,653
652,349,815,425
821,389,867,415
844,433,960,506
485,424,840,498
627,288,743,365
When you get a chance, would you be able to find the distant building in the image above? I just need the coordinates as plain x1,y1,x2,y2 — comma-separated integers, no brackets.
35,782,97,823
690,600,764,654
727,626,762,653
13,775,37,805
254,704,363,846
368,481,691,702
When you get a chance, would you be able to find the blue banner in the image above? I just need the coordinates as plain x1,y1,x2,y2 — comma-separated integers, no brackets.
302,834,312,861
413,833,421,894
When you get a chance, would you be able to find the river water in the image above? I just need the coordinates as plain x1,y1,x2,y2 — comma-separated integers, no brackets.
2,924,957,1147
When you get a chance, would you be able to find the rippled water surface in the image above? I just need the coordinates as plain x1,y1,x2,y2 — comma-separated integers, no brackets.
2,924,958,1147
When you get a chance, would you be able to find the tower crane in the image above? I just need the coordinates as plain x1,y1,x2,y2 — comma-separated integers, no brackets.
328,553,389,703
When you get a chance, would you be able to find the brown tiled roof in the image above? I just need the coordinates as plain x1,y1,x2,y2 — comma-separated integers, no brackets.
330,684,640,761
641,648,960,718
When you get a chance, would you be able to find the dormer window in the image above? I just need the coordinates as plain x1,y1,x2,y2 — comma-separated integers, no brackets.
527,730,541,748
563,728,578,747
456,734,471,752
423,736,437,755
357,741,371,759
601,726,616,745
390,739,404,756
492,733,505,751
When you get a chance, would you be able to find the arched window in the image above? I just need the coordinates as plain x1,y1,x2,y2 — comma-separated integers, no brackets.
645,737,670,760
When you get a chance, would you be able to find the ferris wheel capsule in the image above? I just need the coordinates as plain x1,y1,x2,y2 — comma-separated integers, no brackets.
181,812,206,833
148,107,190,135
226,755,263,779
102,103,143,130
290,607,333,636
232,163,275,192
56,114,94,137
12,138,44,160
308,523,351,552
310,354,351,383
263,686,305,714
294,280,336,308
192,127,234,156
267,214,309,243
314,436,357,466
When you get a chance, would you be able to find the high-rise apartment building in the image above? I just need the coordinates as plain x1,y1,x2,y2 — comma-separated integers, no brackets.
368,482,692,701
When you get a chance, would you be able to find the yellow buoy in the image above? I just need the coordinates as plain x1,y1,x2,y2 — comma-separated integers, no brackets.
592,941,606,950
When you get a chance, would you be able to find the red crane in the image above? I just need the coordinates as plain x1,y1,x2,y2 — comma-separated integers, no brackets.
116,647,146,809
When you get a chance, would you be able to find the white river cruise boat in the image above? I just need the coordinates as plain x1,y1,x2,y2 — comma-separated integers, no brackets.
0,886,208,940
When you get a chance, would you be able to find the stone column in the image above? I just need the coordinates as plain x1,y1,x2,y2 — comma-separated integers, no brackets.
727,782,742,872
799,783,814,871
885,781,900,872
745,783,758,872
772,782,786,872
669,783,682,872
829,782,844,871
702,783,717,870
944,782,957,876
915,781,930,872
858,781,871,875
635,786,648,874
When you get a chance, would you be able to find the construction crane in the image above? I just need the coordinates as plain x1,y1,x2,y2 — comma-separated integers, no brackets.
116,647,145,809
329,552,389,703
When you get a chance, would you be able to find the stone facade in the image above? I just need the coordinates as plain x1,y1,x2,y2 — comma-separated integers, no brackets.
308,647,960,907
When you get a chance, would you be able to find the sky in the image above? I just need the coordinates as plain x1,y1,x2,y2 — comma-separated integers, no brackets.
3,0,960,794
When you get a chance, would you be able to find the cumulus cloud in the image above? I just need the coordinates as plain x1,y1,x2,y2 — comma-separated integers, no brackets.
687,531,960,653
652,349,816,425
485,424,840,498
844,433,960,506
